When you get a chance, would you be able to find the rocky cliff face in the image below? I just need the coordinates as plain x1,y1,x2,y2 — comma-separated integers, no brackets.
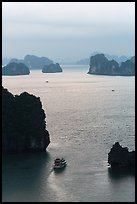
42,63,63,73
108,142,135,168
88,54,135,76
120,59,135,76
2,62,30,76
2,87,50,153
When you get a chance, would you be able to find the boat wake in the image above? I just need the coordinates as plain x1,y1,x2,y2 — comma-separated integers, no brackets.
47,171,68,202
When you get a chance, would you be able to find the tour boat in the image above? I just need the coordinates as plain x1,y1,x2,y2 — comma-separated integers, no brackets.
53,158,67,169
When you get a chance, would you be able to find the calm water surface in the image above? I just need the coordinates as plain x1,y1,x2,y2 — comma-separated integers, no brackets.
2,65,135,202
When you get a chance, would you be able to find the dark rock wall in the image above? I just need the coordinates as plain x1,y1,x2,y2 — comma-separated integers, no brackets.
108,142,135,168
2,87,50,153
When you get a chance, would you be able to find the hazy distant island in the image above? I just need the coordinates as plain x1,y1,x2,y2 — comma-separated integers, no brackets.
42,63,63,73
88,54,135,76
76,52,130,65
2,57,11,66
2,87,50,153
108,142,135,168
9,54,53,70
3,52,131,67
8,54,63,73
2,62,30,76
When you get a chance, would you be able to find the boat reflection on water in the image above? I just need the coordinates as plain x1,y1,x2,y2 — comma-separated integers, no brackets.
108,166,135,180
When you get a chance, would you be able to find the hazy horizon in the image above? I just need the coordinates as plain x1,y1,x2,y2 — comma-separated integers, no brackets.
2,2,135,62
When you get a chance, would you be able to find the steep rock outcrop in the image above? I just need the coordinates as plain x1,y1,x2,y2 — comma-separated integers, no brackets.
120,59,135,76
88,54,119,75
2,62,30,76
2,87,50,153
42,63,63,73
88,54,135,76
108,142,135,168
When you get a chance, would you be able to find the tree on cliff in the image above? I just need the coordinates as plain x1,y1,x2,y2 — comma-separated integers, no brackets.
2,87,50,153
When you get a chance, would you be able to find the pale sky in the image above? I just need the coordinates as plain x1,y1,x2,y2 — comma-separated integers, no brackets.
2,2,135,62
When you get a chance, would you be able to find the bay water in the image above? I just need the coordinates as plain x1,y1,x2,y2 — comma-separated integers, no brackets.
2,65,135,202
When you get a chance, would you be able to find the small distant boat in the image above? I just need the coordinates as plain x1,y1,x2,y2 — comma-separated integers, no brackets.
53,158,67,169
112,89,115,91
